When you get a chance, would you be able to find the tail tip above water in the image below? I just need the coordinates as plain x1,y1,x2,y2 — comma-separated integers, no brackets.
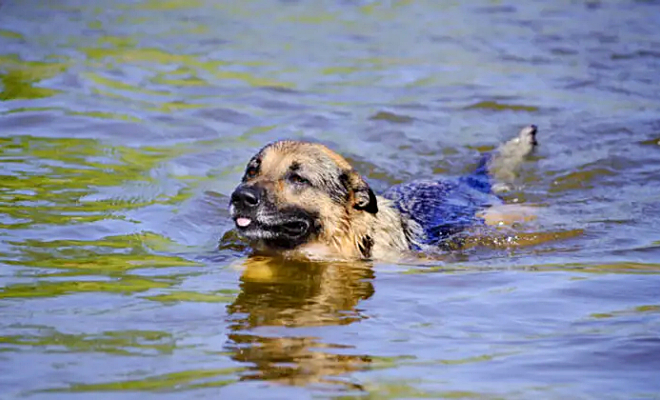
519,124,538,147
487,124,539,190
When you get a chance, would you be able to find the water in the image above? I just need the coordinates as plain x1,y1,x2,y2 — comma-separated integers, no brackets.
1,0,659,398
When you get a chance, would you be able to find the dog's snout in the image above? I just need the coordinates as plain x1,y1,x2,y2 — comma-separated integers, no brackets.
231,185,262,208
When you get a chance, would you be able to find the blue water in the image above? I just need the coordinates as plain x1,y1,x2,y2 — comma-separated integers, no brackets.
1,1,660,399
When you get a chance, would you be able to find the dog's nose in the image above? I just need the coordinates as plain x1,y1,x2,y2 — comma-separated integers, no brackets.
231,185,262,208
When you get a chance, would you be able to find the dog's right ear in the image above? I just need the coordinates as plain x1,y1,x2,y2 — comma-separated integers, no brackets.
343,170,378,214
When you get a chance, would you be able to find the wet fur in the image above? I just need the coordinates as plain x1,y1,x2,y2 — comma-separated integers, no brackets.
230,126,537,261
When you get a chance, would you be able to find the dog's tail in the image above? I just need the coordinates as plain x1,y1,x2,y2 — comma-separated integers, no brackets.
466,125,538,193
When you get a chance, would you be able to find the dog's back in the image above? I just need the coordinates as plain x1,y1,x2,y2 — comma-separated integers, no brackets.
383,178,499,248
383,125,537,249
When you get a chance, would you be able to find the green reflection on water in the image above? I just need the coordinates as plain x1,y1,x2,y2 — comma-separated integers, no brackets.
0,133,204,299
1,233,199,299
0,328,175,356
405,261,660,275
0,276,171,299
81,40,292,95
43,367,243,392
0,29,24,40
590,304,660,319
151,66,208,87
465,100,539,112
339,381,491,399
145,289,236,303
0,135,195,227
6,233,200,273
6,243,199,272
131,0,204,11
2,107,140,122
0,55,68,100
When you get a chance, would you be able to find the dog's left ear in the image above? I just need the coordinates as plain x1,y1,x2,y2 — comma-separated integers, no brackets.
344,170,378,214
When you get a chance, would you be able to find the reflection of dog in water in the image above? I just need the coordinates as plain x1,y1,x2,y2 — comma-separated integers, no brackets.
225,257,374,388
229,125,538,260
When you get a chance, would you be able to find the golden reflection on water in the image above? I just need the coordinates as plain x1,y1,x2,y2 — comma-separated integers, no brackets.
225,256,374,388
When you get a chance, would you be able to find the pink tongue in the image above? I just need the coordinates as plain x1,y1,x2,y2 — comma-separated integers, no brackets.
236,218,251,227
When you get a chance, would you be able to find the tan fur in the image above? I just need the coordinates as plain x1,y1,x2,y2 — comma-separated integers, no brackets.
243,141,414,260
238,129,536,261
291,196,416,262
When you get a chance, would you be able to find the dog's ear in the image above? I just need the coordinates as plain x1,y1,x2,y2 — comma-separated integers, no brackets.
343,170,378,214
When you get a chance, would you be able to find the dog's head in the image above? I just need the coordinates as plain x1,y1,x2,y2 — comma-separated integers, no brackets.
229,141,377,253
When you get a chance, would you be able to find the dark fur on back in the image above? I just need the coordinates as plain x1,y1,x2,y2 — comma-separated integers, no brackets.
383,177,499,248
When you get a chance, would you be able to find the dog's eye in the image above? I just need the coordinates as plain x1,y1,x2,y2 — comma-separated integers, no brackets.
245,167,258,179
288,173,310,185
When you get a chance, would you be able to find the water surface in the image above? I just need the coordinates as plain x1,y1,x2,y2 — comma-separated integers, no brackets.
1,1,660,399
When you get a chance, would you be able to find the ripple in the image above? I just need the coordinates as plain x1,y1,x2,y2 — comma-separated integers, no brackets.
0,55,68,100
2,0,660,398
40,367,244,393
368,111,415,124
464,101,539,112
0,276,172,300
144,289,236,303
0,327,176,356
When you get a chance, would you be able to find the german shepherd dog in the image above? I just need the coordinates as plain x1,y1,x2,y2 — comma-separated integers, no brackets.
229,125,538,261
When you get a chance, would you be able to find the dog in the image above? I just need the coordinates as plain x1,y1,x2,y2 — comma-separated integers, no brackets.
229,125,538,261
